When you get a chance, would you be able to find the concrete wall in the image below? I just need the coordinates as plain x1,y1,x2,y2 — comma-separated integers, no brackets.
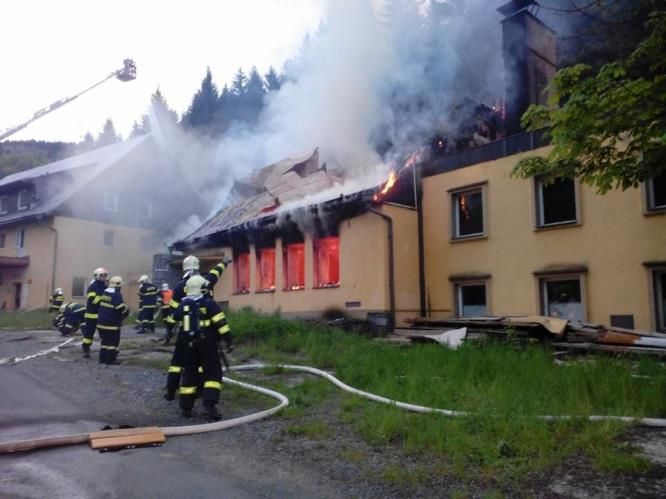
53,216,161,310
422,146,666,330
0,222,55,310
193,205,419,325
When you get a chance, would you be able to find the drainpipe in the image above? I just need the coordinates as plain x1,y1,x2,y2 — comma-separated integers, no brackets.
37,216,58,301
415,164,427,317
368,208,395,332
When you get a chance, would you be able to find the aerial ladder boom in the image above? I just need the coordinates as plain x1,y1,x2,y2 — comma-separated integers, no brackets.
0,59,136,142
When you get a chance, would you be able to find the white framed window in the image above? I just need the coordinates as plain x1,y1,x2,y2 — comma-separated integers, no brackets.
536,177,578,227
103,230,115,247
15,228,25,248
17,190,31,211
0,196,8,214
104,192,119,212
540,274,585,322
138,199,152,218
450,184,486,239
454,280,488,317
646,173,666,212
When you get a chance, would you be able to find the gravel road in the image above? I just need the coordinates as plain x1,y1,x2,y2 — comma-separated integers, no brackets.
2,328,666,498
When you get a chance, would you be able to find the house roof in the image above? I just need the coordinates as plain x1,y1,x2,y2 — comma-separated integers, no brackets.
184,149,347,242
0,134,150,225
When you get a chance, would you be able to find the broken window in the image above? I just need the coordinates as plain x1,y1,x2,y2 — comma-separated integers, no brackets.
647,172,666,212
256,247,276,291
455,282,488,317
536,177,577,227
283,242,305,290
233,251,250,294
314,236,340,288
654,269,666,332
452,187,484,238
541,276,584,322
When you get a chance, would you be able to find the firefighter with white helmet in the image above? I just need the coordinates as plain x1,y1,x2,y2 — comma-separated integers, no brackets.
136,274,158,334
97,276,129,365
168,274,233,419
165,253,232,405
48,287,65,313
82,267,108,357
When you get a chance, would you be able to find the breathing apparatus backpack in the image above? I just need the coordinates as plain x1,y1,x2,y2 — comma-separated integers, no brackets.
181,298,202,348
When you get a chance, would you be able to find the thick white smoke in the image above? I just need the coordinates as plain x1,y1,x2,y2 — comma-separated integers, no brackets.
152,0,506,241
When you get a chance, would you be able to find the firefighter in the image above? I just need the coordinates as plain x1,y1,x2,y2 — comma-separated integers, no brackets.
165,254,231,401
160,283,173,342
136,275,158,334
97,275,129,365
82,267,108,358
60,302,86,336
168,274,233,420
48,288,64,313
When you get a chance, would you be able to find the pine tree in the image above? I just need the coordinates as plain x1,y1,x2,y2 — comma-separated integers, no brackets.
96,119,120,147
77,132,95,152
264,66,281,92
182,68,219,131
231,68,248,96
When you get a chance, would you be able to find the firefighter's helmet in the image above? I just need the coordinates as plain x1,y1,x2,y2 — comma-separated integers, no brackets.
138,275,149,284
93,267,108,280
109,276,123,288
161,283,170,291
55,288,63,294
183,255,200,272
185,275,208,296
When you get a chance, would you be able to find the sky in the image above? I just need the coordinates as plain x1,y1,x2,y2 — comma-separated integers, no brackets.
0,0,326,143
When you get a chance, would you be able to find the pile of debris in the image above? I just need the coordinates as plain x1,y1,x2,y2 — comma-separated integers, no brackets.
394,316,666,356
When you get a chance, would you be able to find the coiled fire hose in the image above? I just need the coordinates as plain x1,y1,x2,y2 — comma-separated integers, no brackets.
2,348,666,454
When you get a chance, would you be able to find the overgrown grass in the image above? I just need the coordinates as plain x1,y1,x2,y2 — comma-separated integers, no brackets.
228,309,665,482
0,308,54,330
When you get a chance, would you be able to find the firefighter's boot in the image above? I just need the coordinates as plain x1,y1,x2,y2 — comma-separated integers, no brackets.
204,405,221,421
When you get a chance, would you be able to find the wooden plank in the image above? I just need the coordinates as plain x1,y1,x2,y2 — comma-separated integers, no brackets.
90,431,165,450
88,426,162,440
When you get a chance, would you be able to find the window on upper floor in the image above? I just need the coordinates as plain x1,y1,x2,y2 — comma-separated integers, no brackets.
536,177,578,227
72,277,86,297
0,233,5,248
451,185,485,239
313,236,340,288
646,172,666,212
139,199,152,218
104,230,115,247
454,281,489,317
0,196,8,215
17,190,30,211
15,228,25,248
234,251,251,294
540,274,585,322
104,192,118,212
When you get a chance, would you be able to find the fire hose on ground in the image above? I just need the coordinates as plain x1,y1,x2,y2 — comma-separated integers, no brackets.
2,346,666,455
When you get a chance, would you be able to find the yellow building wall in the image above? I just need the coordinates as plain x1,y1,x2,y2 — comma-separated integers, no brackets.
422,146,666,330
53,216,161,310
199,207,418,325
0,222,55,310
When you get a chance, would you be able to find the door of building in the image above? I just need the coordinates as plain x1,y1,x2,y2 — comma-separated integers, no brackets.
14,282,21,310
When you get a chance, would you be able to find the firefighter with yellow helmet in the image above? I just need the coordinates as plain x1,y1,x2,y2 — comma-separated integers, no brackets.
48,288,65,313
168,274,233,419
97,275,129,365
82,267,108,357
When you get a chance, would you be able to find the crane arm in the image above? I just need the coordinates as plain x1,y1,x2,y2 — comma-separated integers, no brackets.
0,59,136,142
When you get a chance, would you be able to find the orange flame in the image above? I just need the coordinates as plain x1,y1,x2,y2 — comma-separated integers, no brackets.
373,171,397,202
